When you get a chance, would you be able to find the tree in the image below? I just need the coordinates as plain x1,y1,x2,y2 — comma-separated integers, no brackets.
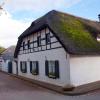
0,46,5,54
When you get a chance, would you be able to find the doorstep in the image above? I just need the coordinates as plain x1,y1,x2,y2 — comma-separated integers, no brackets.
1,70,100,96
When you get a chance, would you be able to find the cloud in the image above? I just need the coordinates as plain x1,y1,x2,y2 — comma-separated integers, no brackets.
0,0,82,48
5,0,81,13
0,10,30,48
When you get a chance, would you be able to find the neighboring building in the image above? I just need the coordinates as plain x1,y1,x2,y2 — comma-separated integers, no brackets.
14,10,100,91
0,46,17,74
0,56,3,70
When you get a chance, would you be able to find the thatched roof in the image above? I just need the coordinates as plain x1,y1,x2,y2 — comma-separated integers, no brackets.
1,46,15,60
14,10,100,57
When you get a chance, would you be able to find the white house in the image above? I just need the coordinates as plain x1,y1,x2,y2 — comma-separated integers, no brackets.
0,56,3,70
0,46,17,74
14,10,100,91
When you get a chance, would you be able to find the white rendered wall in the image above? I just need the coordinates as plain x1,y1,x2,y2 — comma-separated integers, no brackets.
18,28,71,87
1,60,15,74
18,48,70,87
1,60,9,72
70,56,100,86
12,61,17,74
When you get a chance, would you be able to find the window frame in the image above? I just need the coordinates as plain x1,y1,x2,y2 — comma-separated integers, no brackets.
37,36,41,47
45,60,59,79
27,40,30,49
30,61,39,75
23,42,25,50
20,61,27,73
46,33,51,44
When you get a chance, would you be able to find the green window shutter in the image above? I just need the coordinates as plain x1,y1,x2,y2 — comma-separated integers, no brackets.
55,60,60,78
45,61,49,76
36,61,39,75
20,62,22,71
25,62,27,73
30,61,32,73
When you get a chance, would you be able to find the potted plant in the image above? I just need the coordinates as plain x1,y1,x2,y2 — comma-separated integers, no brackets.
49,72,56,79
32,69,37,75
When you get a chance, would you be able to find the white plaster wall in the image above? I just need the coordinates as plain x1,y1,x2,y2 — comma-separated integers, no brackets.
1,60,16,73
18,48,70,87
12,61,17,74
17,28,71,87
1,60,9,72
70,56,100,86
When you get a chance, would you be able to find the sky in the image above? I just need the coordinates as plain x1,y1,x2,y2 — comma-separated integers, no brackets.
0,0,100,48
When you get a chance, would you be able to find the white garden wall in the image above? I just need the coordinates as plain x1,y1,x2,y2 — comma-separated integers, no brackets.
70,56,100,86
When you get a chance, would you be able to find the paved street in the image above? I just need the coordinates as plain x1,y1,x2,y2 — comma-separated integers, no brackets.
0,72,100,100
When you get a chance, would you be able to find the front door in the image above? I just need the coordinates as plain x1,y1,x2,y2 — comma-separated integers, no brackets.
8,61,12,73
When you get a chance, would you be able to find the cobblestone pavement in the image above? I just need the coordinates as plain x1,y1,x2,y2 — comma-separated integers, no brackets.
0,72,100,100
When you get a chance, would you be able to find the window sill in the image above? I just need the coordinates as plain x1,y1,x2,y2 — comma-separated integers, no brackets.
48,75,56,79
46,42,50,45
31,72,38,75
21,71,27,73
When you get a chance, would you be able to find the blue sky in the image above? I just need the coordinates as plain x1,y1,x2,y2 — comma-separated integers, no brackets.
65,0,100,20
7,0,100,21
0,0,100,48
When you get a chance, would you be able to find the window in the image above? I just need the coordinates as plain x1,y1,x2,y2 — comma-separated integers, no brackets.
20,61,27,73
45,60,59,79
28,40,30,49
46,33,51,44
37,36,41,46
23,42,25,50
30,61,39,75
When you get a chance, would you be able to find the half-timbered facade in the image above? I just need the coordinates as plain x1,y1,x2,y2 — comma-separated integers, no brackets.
14,10,100,91
17,27,70,87
19,28,62,55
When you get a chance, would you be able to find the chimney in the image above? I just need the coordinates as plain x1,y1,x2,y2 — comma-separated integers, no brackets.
98,14,100,22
